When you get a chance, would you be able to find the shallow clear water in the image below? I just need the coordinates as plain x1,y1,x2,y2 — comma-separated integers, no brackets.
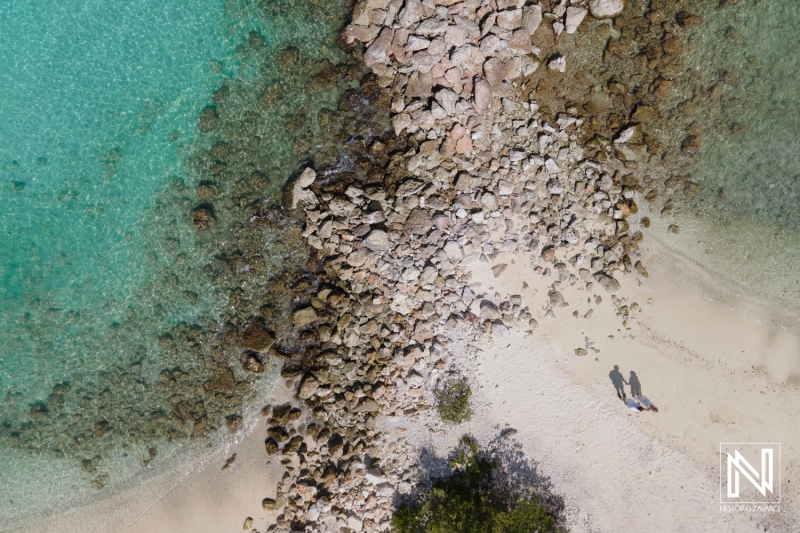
655,0,800,311
0,0,348,526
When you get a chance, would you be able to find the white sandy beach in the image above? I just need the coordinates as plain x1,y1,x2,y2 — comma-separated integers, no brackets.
445,233,800,532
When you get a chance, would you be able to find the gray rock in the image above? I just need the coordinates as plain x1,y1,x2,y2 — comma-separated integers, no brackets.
593,272,621,294
443,241,464,260
481,193,499,211
406,209,434,235
364,28,393,67
492,264,508,277
521,5,543,35
435,88,458,115
364,230,391,251
549,290,566,307
480,300,501,320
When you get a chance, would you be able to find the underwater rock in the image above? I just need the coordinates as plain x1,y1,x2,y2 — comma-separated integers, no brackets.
277,47,300,72
198,106,219,132
242,321,274,351
225,414,242,433
241,350,266,373
192,206,215,230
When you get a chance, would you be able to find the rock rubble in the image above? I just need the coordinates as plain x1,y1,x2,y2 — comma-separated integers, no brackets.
255,1,656,531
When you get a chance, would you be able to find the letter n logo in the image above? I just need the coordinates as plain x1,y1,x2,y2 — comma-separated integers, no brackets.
720,443,780,503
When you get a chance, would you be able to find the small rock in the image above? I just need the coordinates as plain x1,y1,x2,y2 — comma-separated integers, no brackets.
548,54,566,73
264,437,279,455
293,307,318,328
575,348,588,356
298,376,320,399
262,498,277,511
615,124,642,144
593,272,621,294
406,208,434,235
297,483,317,501
589,0,624,18
497,9,523,30
522,5,543,35
443,241,464,260
565,7,587,33
474,79,492,112
492,264,508,277
398,0,423,26
549,290,566,307
480,300,501,320
243,517,253,530
364,229,391,251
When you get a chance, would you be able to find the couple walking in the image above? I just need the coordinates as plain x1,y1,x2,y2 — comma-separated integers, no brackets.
609,365,658,413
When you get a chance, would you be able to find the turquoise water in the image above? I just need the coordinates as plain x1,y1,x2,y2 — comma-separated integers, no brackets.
654,0,800,311
0,0,348,526
0,0,235,402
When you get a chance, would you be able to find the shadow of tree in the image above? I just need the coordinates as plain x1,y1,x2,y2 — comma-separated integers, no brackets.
393,430,565,527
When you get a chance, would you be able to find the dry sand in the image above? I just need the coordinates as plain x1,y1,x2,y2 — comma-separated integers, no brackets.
446,234,800,532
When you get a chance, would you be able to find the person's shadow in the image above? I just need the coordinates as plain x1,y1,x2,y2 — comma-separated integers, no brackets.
608,365,627,399
628,371,642,397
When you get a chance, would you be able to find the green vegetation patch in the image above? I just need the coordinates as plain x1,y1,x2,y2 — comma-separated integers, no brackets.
436,378,472,424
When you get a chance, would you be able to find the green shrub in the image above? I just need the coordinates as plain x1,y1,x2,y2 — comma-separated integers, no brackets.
392,436,561,533
436,378,472,424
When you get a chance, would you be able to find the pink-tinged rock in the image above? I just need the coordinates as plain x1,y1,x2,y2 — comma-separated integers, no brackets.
565,7,588,33
345,24,381,43
483,57,508,85
508,29,532,53
521,5,543,35
455,136,473,154
427,37,447,57
473,78,492,112
391,28,411,61
496,8,523,30
406,71,434,98
406,35,430,52
444,25,467,47
364,28,393,67
416,18,449,37
444,67,462,86
398,0,424,26
479,34,500,56
481,12,497,36
410,51,440,73
450,45,473,68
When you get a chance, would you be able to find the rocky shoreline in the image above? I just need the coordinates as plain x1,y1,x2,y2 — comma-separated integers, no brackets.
250,0,704,531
